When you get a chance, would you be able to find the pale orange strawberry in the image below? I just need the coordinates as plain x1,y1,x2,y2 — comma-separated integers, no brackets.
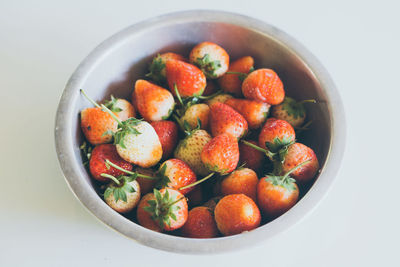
146,52,186,84
218,56,254,96
220,168,258,201
166,59,206,97
201,133,239,174
181,207,218,238
242,68,285,105
158,159,197,195
81,107,117,145
189,42,229,79
132,79,175,122
209,102,248,139
225,98,270,129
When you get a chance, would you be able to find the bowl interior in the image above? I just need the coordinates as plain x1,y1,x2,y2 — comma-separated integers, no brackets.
60,13,336,253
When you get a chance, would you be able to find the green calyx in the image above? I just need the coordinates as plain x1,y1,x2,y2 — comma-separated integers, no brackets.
195,54,221,79
265,159,311,191
103,174,136,203
103,95,122,113
108,117,143,149
154,163,171,189
143,188,183,229
265,136,295,163
79,141,93,166
145,54,166,85
281,97,316,120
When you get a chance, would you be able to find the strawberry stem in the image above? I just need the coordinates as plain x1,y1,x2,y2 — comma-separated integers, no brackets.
80,89,101,108
169,196,186,207
281,159,311,182
105,159,157,180
298,99,316,105
241,140,276,160
197,90,222,100
179,172,215,191
174,83,184,107
100,173,120,185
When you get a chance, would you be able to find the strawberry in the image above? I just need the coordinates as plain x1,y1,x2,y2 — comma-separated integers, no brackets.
134,167,157,194
181,207,218,238
146,52,186,84
259,118,296,153
201,133,239,174
103,95,136,121
281,143,319,183
209,102,248,139
205,93,233,106
166,59,206,97
80,90,164,168
80,107,117,145
174,129,212,176
218,56,254,96
158,159,197,195
257,160,311,218
132,79,175,122
138,188,188,231
220,168,258,201
271,97,316,128
214,194,261,236
225,98,270,129
115,120,163,168
189,41,229,79
203,80,218,96
89,144,133,182
239,140,265,172
103,174,141,214
180,103,210,130
150,120,178,159
242,68,285,105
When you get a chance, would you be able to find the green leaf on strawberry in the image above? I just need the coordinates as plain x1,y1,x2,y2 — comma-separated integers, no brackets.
103,175,136,203
155,163,171,189
281,97,306,119
143,188,182,229
145,54,166,85
79,141,93,166
266,175,297,192
104,95,123,113
195,54,221,79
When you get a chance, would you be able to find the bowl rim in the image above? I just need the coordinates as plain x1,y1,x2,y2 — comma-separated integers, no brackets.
54,9,346,254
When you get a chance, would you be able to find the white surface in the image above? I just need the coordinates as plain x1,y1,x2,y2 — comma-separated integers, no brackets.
0,0,398,266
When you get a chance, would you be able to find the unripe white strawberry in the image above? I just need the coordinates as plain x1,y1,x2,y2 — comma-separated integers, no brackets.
174,129,212,176
103,95,136,121
205,93,233,106
104,177,141,213
271,97,315,128
180,103,210,130
116,120,163,168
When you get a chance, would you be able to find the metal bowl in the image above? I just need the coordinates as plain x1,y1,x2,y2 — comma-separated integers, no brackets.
55,10,345,253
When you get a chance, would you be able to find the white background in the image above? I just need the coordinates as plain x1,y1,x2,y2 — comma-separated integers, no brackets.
1,0,399,266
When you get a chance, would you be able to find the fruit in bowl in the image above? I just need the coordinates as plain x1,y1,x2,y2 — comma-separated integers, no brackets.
55,11,345,253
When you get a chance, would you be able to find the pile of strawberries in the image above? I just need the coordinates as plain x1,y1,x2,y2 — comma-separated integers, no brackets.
79,41,319,238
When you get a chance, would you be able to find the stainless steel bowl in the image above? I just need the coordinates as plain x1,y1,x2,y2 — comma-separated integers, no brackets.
55,10,346,254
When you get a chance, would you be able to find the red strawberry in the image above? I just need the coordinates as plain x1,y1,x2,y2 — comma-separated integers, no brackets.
158,159,197,195
281,143,319,183
259,118,295,152
146,52,186,84
189,41,229,79
181,206,218,238
225,98,270,129
150,120,178,159
80,107,117,145
165,59,206,97
242,68,285,105
132,79,175,122
202,80,218,96
239,140,265,172
89,144,132,182
201,133,239,174
218,56,254,96
209,102,248,139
